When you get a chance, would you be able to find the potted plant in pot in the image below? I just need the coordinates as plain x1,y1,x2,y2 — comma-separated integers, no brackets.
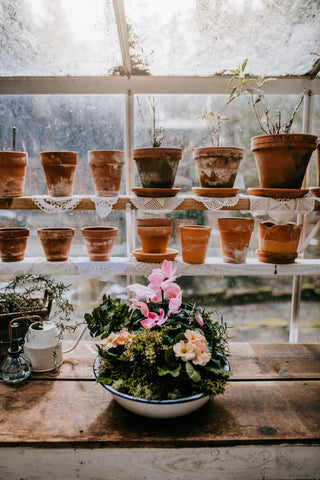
85,260,231,418
133,97,183,194
193,110,243,195
228,59,318,190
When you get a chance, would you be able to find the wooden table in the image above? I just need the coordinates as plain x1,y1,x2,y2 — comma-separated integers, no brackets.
1,342,319,480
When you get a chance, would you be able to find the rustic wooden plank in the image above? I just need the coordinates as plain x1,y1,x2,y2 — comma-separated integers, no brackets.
0,380,319,447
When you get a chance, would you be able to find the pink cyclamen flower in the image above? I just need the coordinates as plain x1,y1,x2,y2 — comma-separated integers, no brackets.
141,308,167,329
195,312,204,327
148,260,177,288
168,291,182,315
128,298,149,317
126,283,157,301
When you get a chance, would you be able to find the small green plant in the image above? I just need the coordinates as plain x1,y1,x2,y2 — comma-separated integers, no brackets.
227,58,305,135
197,110,229,146
136,96,164,147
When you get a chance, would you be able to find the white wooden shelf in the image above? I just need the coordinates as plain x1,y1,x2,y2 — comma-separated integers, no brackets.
0,256,319,280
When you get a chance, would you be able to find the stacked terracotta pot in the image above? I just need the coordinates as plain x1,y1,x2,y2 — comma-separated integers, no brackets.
133,219,178,262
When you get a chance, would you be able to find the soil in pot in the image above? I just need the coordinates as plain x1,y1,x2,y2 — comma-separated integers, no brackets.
133,148,182,189
251,134,318,189
218,217,255,264
81,226,118,261
193,147,243,188
0,227,30,262
88,150,124,196
0,151,28,197
40,151,77,197
38,228,75,261
137,218,172,254
179,225,212,264
257,221,302,264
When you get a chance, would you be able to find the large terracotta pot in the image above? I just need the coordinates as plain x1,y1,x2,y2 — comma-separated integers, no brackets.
137,219,172,254
0,151,28,197
179,225,211,264
218,217,255,264
81,226,118,261
38,227,75,261
40,151,77,197
251,134,318,189
257,221,302,264
133,148,182,188
0,227,30,262
193,147,243,188
88,150,124,196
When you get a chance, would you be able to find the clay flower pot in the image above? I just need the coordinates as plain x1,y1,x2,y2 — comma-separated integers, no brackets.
81,226,118,261
218,217,255,264
40,151,78,197
0,227,30,262
133,148,183,188
38,227,75,261
257,221,302,264
137,219,172,254
193,147,243,188
88,150,124,196
0,151,28,197
179,225,212,264
251,134,318,189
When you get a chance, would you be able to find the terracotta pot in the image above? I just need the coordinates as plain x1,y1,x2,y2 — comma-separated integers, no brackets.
193,147,243,188
88,150,124,196
179,225,211,264
0,227,30,262
133,148,183,188
251,134,318,189
0,151,28,197
81,226,117,261
40,151,77,197
218,217,255,264
258,222,302,254
137,219,172,254
38,228,75,261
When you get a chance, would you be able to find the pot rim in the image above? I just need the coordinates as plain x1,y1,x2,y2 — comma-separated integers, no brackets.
194,146,244,156
0,227,30,238
40,151,78,165
137,218,172,227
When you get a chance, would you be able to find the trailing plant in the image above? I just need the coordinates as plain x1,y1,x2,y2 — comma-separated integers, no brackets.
197,110,229,147
85,260,231,401
227,58,305,135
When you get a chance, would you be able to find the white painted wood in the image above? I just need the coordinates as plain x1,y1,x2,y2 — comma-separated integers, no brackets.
0,75,319,95
0,445,319,480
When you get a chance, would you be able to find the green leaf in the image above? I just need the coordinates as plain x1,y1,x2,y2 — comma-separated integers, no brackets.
96,373,113,385
185,361,201,382
241,58,248,71
164,346,177,367
158,364,181,377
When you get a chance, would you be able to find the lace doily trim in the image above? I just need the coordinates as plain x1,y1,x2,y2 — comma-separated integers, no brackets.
193,194,240,211
72,257,127,281
130,196,184,214
249,196,315,223
31,195,82,213
90,196,118,218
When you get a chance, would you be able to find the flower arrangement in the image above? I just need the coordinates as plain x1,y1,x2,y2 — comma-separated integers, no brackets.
85,260,231,401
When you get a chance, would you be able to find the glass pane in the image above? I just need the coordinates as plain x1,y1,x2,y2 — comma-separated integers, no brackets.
125,0,320,76
0,0,122,75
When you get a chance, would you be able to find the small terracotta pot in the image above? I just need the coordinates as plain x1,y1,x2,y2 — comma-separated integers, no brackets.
251,134,318,189
258,221,302,254
81,226,118,261
88,150,124,196
137,219,172,254
193,147,243,188
179,225,211,264
0,151,28,197
40,151,77,197
133,148,182,188
218,217,255,264
38,228,75,261
0,227,30,262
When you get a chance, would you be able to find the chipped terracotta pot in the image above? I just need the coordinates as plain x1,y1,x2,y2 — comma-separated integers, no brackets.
257,221,302,264
40,151,77,197
137,218,172,254
251,134,318,189
38,227,75,261
0,227,30,262
81,226,118,261
0,151,28,197
218,217,255,264
193,147,243,188
133,148,182,188
179,225,211,264
88,150,124,196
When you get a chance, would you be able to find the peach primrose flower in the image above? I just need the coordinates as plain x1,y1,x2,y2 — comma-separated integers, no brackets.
103,328,134,350
173,339,196,362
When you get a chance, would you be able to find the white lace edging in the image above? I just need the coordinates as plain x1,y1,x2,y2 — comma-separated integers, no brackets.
130,196,184,214
249,196,315,223
90,196,118,218
31,195,82,213
193,195,239,211
73,257,127,281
